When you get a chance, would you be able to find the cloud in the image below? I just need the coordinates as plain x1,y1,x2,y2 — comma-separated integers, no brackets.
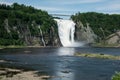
34,0,107,14
35,3,81,12
0,1,12,5
97,3,120,11
1,0,120,14
105,11,120,14
109,4,120,11
62,0,105,4
35,6,66,12
41,0,106,5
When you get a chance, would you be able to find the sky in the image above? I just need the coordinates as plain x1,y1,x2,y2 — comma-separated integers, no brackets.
0,0,120,18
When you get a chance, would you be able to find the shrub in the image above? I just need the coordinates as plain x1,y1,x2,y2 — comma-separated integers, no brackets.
112,72,120,80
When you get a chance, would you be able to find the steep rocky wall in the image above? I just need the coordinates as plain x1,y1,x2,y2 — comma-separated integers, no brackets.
75,21,97,44
42,26,61,46
2,19,61,46
106,31,120,45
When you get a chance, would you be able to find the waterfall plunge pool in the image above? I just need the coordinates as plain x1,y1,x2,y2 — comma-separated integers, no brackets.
0,47,120,80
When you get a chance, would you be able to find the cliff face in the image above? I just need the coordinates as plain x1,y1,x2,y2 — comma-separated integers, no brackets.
75,21,97,44
71,12,120,47
105,31,120,46
2,19,61,46
74,20,120,47
39,26,61,46
0,3,61,46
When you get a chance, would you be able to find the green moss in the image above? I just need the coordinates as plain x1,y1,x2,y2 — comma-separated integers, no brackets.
75,53,120,60
0,77,2,79
112,72,120,80
0,45,26,49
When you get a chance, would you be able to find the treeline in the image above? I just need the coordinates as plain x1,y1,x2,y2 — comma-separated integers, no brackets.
0,3,57,46
71,12,120,41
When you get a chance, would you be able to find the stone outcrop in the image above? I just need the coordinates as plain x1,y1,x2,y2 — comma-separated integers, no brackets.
75,21,97,44
106,31,120,45
42,26,61,46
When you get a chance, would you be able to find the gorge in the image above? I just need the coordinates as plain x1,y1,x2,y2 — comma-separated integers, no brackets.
0,2,120,80
0,3,120,47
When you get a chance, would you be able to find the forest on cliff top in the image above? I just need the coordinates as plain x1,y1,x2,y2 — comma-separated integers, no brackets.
71,12,120,41
0,3,57,46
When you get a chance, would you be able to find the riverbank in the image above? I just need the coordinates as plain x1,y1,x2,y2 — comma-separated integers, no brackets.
0,45,46,49
92,43,120,48
0,60,50,80
0,45,26,49
75,53,120,60
0,45,62,49
0,67,50,80
0,59,51,80
0,43,120,49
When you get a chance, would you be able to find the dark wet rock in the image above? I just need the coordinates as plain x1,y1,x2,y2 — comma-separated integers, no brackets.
61,70,71,73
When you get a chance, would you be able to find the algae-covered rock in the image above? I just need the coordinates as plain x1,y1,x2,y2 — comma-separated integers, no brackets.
75,53,120,60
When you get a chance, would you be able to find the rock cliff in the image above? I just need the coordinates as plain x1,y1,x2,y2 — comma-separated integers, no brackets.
105,31,120,47
75,21,97,44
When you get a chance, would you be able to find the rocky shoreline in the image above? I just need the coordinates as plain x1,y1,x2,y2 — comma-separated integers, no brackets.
0,67,51,80
0,59,51,80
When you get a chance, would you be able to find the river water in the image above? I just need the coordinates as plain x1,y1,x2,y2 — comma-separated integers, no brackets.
0,47,120,80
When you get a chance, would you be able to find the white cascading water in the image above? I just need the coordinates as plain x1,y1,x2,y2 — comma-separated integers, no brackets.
55,19,84,47
38,26,46,46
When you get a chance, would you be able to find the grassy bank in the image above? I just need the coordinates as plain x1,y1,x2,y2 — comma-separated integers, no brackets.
75,53,120,60
0,45,46,49
0,45,26,49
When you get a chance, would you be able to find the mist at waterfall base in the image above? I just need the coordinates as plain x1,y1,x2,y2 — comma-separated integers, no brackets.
55,19,85,47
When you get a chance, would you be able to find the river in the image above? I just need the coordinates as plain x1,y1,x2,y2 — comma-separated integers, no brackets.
0,47,120,80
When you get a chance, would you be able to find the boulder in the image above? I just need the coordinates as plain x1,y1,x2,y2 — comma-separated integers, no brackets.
106,31,120,45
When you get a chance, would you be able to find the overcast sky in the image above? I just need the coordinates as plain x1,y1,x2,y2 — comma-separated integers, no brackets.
0,0,120,15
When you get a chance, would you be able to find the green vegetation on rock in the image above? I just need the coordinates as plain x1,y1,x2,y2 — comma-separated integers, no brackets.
0,3,58,46
112,72,120,80
71,12,120,42
75,53,120,60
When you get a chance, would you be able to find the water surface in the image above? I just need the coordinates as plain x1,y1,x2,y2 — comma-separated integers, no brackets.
0,47,120,80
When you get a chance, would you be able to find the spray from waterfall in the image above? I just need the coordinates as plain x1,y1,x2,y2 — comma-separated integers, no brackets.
55,19,84,47
38,26,46,46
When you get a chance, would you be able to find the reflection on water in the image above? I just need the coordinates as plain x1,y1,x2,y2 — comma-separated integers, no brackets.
52,59,74,80
50,47,75,80
57,47,75,56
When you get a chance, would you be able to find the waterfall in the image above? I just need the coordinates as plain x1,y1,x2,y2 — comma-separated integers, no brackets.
55,19,84,47
38,26,46,46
